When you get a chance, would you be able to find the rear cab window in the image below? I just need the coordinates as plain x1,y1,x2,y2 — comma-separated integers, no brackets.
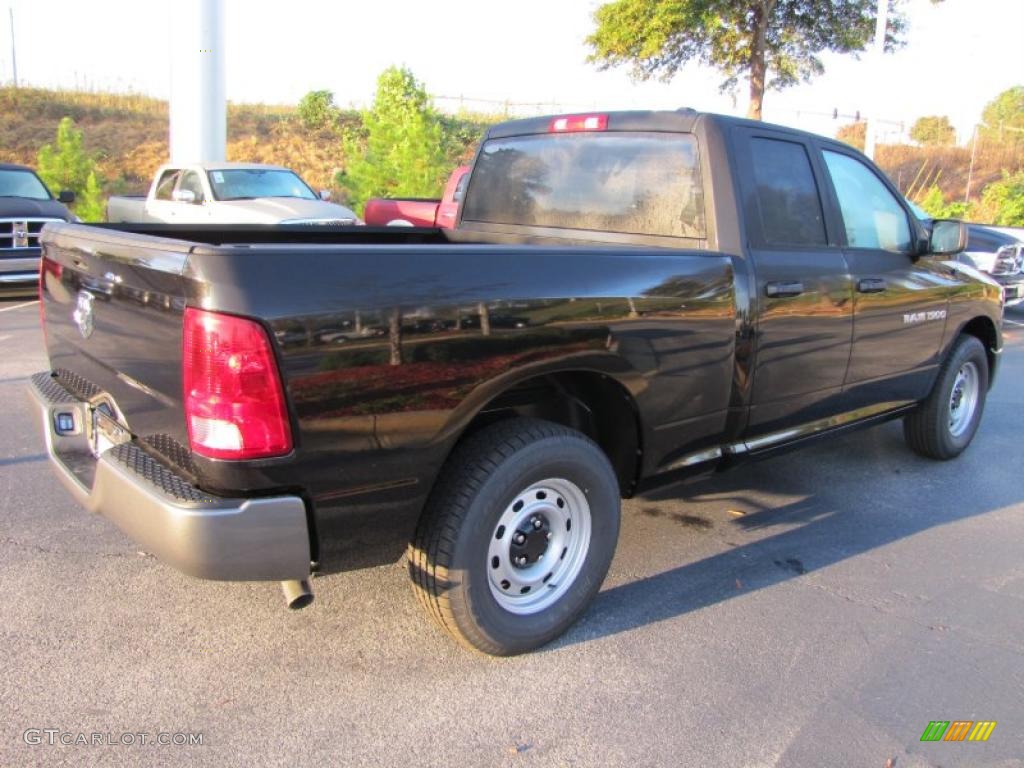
462,132,705,240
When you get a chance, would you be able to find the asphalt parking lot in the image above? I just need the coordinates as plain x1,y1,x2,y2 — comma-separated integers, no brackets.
2,297,1022,768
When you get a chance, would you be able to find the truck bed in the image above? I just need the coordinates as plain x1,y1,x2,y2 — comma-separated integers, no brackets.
105,195,149,224
38,220,735,566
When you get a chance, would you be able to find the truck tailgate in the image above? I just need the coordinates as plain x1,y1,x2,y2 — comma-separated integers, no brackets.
39,223,194,453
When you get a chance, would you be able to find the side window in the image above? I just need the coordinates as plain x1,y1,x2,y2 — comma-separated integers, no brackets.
452,172,469,204
178,171,205,201
154,170,181,201
749,138,827,247
823,151,912,253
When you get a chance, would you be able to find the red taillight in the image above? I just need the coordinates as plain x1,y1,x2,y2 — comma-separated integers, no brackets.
548,114,608,133
38,256,61,345
38,259,45,331
182,307,292,460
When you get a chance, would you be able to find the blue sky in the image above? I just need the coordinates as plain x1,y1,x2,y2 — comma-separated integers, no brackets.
2,0,1021,144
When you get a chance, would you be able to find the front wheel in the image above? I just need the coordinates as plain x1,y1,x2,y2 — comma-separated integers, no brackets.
904,334,989,460
408,418,621,655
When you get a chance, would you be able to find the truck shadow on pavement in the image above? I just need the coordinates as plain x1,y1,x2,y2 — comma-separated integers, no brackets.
551,415,1021,651
0,453,46,468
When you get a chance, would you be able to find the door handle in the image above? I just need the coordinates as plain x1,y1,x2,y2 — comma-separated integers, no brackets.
857,278,887,293
765,281,804,298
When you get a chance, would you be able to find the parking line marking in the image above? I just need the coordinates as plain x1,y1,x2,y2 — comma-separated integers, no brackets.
0,335,10,342
0,301,38,313
1004,319,1024,328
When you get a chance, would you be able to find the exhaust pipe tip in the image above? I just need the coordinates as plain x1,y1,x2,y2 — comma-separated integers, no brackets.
281,579,314,610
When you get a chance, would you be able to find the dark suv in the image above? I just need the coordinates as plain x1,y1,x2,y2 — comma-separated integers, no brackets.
0,163,76,296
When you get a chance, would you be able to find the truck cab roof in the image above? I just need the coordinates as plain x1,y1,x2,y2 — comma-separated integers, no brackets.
158,161,293,172
485,108,842,149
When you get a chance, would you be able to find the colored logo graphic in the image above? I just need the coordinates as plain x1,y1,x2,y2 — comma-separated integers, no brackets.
920,721,997,742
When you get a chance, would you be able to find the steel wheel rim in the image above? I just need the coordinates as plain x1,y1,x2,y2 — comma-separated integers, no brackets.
487,478,592,615
948,361,980,438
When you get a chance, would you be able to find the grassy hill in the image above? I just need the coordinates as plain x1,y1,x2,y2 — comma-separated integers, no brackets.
876,142,1023,207
0,86,490,203
2,86,1021,219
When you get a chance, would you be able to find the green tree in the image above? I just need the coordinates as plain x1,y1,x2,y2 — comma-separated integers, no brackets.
916,184,967,220
979,172,1024,226
910,115,956,147
439,113,489,167
76,172,106,222
336,66,448,213
298,89,338,130
36,117,105,222
836,121,866,151
980,86,1024,147
586,0,909,120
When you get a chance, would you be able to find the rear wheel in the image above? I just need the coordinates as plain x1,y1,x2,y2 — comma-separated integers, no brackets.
904,335,989,460
408,418,620,655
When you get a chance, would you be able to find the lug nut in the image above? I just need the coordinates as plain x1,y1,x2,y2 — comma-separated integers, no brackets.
514,533,526,544
533,519,543,529
546,532,553,540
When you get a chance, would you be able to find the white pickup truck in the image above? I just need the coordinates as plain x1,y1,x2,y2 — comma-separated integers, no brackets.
107,162,359,225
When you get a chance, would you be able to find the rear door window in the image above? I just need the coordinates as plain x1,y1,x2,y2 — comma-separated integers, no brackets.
463,132,705,239
748,138,827,247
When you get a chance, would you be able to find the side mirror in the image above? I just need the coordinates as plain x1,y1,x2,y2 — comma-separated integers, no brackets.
928,219,967,256
319,189,332,201
172,189,198,204
58,190,75,204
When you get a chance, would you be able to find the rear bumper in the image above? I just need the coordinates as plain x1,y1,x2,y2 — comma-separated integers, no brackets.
27,371,311,581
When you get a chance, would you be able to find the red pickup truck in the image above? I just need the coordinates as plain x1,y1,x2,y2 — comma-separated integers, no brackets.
363,166,470,228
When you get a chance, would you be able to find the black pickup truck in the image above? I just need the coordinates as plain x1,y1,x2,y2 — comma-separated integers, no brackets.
29,110,1004,655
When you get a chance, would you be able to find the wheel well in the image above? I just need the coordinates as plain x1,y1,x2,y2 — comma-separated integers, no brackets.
461,372,642,497
958,316,998,381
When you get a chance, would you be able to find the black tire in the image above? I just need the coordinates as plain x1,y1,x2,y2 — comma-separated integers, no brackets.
408,418,621,655
904,334,989,460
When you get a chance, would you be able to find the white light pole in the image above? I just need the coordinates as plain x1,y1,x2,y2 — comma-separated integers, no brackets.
169,0,226,164
964,124,979,204
9,7,17,88
862,0,888,159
